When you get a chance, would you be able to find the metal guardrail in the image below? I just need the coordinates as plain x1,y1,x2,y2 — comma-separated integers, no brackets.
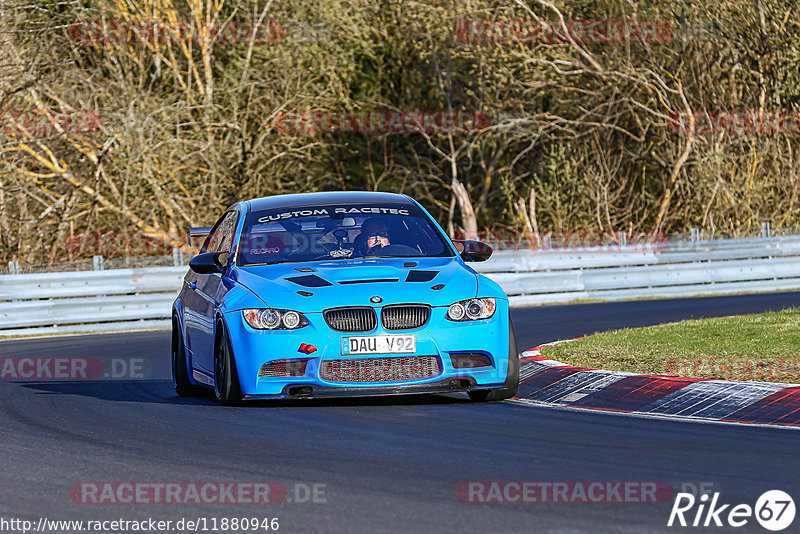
476,235,800,306
0,267,186,336
2,235,800,335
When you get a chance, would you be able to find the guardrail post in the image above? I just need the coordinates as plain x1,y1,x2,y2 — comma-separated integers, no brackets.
762,222,771,238
93,255,104,271
691,228,700,242
173,248,184,266
8,260,19,275
617,231,627,247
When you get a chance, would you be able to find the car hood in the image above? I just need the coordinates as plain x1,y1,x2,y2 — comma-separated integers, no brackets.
231,257,478,312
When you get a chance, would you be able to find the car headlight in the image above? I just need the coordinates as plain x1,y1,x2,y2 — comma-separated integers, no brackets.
446,298,496,321
242,309,309,330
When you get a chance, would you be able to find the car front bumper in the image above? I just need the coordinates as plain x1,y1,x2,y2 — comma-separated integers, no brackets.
222,300,512,398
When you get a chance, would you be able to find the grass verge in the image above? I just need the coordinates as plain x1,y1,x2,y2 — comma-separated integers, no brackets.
541,308,800,383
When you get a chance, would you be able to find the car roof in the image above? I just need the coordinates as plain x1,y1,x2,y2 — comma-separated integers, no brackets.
245,191,415,212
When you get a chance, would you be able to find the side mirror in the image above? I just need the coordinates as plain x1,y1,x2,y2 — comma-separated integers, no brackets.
452,240,493,262
189,251,229,274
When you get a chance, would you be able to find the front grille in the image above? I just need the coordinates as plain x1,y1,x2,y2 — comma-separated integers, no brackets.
323,307,377,332
321,356,440,382
381,305,430,330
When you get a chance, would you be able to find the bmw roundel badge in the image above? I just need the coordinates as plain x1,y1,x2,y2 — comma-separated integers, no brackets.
370,296,382,304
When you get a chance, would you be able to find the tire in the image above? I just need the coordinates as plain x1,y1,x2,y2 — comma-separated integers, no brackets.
213,321,244,406
469,313,520,402
171,318,205,397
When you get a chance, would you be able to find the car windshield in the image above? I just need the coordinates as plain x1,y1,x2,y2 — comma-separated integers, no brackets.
237,203,454,265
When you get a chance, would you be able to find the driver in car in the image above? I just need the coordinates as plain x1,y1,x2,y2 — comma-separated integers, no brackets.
358,217,392,254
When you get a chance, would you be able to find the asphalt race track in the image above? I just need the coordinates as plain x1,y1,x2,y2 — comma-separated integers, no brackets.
2,292,800,533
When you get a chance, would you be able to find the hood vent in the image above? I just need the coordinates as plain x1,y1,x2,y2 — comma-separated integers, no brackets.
405,270,438,283
285,274,333,287
339,278,399,285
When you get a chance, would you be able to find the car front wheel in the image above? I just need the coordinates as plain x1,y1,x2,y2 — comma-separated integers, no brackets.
213,320,244,406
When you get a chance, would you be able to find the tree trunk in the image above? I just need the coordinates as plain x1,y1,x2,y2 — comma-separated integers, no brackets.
452,179,478,240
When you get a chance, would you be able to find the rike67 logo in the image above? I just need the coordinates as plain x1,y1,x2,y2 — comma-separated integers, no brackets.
668,490,795,531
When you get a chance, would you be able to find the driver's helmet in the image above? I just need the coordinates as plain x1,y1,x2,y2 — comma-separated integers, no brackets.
357,217,392,253
360,217,390,238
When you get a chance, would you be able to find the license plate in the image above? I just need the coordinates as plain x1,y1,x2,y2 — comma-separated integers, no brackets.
341,335,416,355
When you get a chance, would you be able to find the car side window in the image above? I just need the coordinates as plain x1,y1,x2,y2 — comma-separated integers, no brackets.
202,211,238,253
201,215,225,253
216,211,238,252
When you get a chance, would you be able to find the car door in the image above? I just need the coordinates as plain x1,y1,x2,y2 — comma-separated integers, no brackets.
185,210,239,373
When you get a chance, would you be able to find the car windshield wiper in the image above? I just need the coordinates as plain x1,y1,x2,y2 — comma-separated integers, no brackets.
241,256,348,266
323,255,419,260
240,261,297,266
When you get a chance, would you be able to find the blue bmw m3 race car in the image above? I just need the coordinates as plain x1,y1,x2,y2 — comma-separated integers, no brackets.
172,191,519,405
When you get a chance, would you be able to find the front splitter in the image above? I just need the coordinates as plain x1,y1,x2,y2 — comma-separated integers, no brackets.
242,377,503,400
